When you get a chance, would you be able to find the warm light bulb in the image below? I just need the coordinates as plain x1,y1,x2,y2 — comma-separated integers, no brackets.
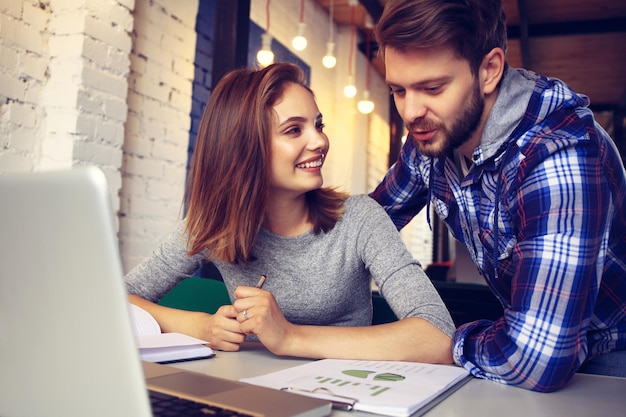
322,41,336,69
292,22,307,51
256,32,274,67
357,90,375,114
343,75,357,98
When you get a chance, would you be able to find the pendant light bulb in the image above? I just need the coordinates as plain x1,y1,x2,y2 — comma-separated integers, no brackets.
256,32,274,67
292,22,307,51
343,75,357,98
322,41,336,69
357,90,375,114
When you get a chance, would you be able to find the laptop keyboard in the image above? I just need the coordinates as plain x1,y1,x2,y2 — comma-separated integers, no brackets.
149,390,256,417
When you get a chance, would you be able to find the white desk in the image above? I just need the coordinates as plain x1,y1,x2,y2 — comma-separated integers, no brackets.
169,343,626,416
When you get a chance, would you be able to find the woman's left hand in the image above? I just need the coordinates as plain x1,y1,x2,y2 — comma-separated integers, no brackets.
233,285,295,354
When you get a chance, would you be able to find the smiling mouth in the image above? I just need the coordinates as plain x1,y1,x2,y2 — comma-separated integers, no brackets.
296,154,325,169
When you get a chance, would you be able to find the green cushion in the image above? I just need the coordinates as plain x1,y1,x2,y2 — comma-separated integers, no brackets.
158,277,231,314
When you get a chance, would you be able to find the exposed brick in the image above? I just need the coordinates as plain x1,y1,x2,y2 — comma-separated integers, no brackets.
97,119,125,145
132,74,170,102
0,13,18,47
107,46,132,76
122,134,152,159
82,36,109,68
82,64,128,97
9,101,37,128
76,87,103,114
132,33,164,62
0,43,19,72
48,12,87,36
20,52,48,82
9,126,39,152
152,139,187,163
106,2,134,34
0,0,23,20
103,96,128,122
23,81,43,105
74,111,98,137
116,0,136,14
0,72,26,101
84,14,131,53
23,2,50,32
124,153,165,178
48,34,84,58
0,152,34,172
119,175,150,200
129,53,146,74
73,140,123,166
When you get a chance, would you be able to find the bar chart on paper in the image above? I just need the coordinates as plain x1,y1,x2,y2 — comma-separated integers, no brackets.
313,368,407,397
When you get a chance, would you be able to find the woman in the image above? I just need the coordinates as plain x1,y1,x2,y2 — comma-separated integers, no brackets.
126,63,454,363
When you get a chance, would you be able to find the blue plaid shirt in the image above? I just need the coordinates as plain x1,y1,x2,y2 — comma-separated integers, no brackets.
370,67,626,392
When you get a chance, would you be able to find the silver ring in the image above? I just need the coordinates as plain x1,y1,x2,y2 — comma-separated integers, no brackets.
242,309,248,320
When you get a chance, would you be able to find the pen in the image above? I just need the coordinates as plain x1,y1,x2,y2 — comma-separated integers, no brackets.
256,275,267,289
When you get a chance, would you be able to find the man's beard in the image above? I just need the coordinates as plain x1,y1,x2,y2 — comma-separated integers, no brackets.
409,82,484,158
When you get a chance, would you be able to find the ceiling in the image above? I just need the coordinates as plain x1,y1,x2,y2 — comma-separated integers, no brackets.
314,0,626,150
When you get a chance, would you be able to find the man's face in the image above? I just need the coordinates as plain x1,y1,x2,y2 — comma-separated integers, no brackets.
385,46,485,158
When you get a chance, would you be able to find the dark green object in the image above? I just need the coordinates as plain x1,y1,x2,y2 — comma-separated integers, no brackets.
373,373,405,382
158,277,231,314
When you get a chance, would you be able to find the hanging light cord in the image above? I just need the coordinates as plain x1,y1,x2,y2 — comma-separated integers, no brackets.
348,3,355,76
265,0,271,31
365,30,371,89
299,0,305,23
328,0,334,41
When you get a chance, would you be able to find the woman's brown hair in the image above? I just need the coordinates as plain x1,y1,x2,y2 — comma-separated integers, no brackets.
184,63,347,264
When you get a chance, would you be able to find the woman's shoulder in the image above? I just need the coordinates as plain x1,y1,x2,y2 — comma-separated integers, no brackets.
346,193,383,210
343,194,388,221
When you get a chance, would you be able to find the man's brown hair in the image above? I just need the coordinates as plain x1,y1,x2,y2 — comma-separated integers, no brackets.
375,0,508,76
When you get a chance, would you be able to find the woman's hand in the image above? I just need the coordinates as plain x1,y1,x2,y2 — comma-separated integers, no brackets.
233,286,295,355
196,304,247,351
128,294,246,352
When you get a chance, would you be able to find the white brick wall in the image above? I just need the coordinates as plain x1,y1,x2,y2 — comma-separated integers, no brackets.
0,0,50,172
119,0,198,272
40,0,133,210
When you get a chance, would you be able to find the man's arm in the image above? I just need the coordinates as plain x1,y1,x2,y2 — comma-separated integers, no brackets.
369,138,429,230
453,142,611,392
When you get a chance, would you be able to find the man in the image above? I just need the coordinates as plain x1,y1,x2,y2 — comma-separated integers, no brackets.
370,0,626,392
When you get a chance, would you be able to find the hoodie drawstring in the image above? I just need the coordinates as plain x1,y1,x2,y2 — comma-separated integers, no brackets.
426,158,436,231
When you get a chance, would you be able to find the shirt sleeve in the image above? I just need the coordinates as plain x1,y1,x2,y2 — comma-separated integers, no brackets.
350,195,456,337
452,140,612,392
125,223,207,303
369,138,430,230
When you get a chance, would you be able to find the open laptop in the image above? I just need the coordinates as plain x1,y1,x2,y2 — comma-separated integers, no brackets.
0,166,330,417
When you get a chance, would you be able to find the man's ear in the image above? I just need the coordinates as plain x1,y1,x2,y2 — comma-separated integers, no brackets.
481,47,505,95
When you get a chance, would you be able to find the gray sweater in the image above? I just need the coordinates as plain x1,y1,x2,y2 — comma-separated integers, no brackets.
125,194,455,336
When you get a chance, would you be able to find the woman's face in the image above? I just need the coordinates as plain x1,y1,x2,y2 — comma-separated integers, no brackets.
269,82,329,198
